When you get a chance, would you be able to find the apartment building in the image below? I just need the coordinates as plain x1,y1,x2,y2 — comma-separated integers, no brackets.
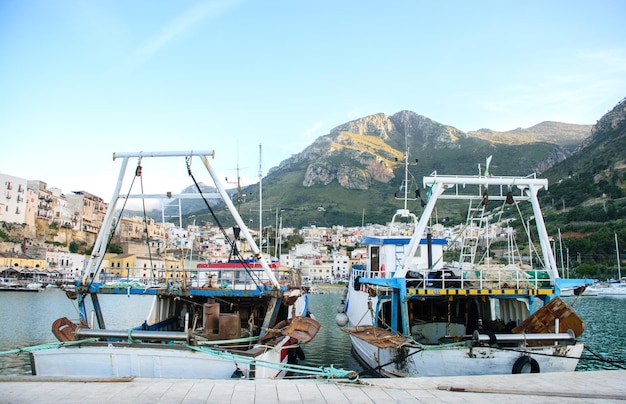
65,191,107,236
1,173,28,224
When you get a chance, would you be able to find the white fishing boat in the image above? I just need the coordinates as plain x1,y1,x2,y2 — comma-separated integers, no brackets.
29,150,330,380
338,156,592,377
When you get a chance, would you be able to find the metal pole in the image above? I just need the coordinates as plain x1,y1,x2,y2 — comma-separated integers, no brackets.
201,154,280,289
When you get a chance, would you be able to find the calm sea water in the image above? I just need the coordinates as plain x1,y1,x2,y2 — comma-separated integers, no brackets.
0,289,624,376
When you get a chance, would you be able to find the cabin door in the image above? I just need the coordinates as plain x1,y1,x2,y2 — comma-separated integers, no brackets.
370,246,380,276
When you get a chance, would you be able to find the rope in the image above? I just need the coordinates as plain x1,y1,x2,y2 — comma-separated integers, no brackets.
513,199,545,268
580,346,626,370
185,157,265,287
127,329,138,343
137,161,156,281
184,344,358,381
0,339,100,356
361,345,424,376
86,171,138,291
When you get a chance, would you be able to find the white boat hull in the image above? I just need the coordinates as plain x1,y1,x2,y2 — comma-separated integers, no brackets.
598,286,626,296
30,342,288,379
583,285,626,296
349,335,584,377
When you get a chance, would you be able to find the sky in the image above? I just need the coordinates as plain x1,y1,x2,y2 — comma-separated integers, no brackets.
1,0,625,199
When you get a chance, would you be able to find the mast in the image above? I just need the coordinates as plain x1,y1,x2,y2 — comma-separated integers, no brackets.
616,233,622,280
389,122,418,231
259,144,263,249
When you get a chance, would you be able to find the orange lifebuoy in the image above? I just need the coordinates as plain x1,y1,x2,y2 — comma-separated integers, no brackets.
380,264,385,277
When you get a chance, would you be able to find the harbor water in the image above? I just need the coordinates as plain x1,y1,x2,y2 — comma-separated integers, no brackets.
0,288,624,376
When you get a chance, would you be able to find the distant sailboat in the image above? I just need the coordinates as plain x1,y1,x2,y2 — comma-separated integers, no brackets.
599,234,625,296
585,233,625,296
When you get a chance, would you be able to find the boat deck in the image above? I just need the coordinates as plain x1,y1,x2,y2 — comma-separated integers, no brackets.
2,370,625,403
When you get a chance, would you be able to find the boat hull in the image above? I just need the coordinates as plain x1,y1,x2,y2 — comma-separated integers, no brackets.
348,333,584,377
30,342,287,379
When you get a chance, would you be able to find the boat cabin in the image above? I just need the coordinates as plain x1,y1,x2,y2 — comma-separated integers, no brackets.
358,234,447,280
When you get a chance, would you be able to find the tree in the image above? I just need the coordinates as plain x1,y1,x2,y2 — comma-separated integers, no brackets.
107,243,123,254
283,231,304,251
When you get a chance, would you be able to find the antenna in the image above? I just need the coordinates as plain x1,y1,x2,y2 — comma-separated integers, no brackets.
225,146,244,212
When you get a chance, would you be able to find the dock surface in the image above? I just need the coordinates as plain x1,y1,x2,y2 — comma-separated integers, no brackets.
2,370,625,403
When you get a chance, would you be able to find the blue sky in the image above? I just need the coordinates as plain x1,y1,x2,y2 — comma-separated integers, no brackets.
1,0,625,198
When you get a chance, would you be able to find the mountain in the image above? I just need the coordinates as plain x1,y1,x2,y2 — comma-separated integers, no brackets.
544,98,626,181
123,182,223,223
216,111,593,229
165,182,223,215
541,97,626,213
535,97,626,277
467,121,591,150
178,100,624,275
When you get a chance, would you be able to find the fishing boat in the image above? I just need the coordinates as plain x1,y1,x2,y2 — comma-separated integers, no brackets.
29,150,324,379
338,156,592,377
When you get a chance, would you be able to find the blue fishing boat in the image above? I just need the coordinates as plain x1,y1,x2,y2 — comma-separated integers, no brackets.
339,156,592,377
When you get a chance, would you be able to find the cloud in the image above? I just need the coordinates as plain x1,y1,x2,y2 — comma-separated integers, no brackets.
303,121,322,138
129,0,242,69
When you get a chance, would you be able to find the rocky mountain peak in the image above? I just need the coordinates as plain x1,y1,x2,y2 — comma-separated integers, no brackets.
585,97,626,145
329,113,395,140
273,110,591,192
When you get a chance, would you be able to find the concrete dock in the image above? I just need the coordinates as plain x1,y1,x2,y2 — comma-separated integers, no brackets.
1,370,625,403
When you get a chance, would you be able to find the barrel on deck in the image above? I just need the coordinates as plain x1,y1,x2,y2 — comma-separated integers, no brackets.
203,302,220,336
219,313,241,339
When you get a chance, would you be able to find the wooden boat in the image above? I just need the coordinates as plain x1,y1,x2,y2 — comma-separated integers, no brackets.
30,151,321,379
338,156,592,377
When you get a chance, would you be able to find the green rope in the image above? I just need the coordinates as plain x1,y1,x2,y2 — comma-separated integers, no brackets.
1,338,359,381
127,329,138,343
0,338,100,355
185,344,359,381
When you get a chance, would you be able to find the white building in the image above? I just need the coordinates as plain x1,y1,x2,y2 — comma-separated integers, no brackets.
331,250,350,279
0,173,28,224
46,250,87,280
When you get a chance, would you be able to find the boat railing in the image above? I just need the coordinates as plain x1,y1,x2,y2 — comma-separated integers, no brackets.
97,266,288,291
352,265,553,291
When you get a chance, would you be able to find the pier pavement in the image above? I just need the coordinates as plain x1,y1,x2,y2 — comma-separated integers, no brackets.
1,370,625,403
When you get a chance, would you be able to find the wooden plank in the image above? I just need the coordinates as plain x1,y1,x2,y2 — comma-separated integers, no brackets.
342,325,411,348
513,297,585,337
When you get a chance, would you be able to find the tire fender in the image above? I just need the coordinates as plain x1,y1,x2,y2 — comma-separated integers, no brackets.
512,356,540,374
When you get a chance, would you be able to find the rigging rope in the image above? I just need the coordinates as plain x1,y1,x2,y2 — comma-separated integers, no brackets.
0,339,100,356
0,338,358,380
137,160,156,281
580,346,626,370
185,156,264,287
86,170,138,291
